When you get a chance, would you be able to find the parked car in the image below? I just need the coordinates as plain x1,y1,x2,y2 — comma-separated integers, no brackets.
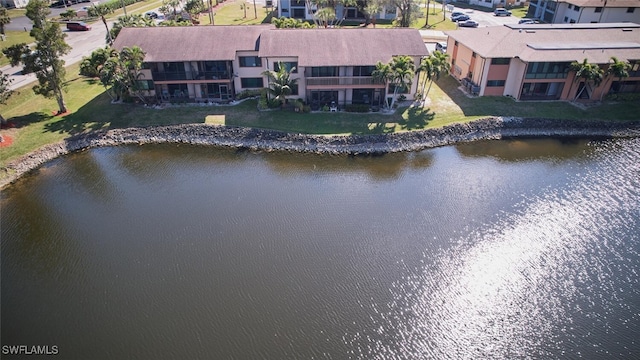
494,8,512,16
145,11,159,19
66,21,91,31
450,11,465,20
458,20,479,28
452,14,470,22
435,42,447,52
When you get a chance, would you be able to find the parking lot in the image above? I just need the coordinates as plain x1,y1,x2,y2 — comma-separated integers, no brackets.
449,6,522,28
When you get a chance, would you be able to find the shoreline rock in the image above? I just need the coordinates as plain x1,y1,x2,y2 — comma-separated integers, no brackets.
2,117,640,189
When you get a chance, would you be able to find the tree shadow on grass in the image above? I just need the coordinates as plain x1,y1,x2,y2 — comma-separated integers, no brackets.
8,112,52,128
43,92,114,135
398,106,435,130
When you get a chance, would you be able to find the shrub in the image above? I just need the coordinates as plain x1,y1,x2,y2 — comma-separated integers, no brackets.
605,93,640,102
345,104,370,113
236,89,261,100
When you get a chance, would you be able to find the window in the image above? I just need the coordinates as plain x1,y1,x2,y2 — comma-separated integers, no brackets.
136,80,154,90
239,56,262,67
491,58,510,65
595,7,602,13
627,7,635,13
274,62,298,73
290,83,299,96
311,66,338,77
292,8,305,18
385,6,396,15
241,77,264,88
564,16,568,22
525,62,570,79
573,5,580,11
486,80,505,87
353,66,375,76
567,4,572,9
472,52,477,58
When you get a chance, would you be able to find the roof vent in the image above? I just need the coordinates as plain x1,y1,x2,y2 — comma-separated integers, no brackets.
622,28,632,32
525,30,536,33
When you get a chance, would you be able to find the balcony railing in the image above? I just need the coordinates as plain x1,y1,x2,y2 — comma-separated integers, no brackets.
152,71,230,81
305,76,384,87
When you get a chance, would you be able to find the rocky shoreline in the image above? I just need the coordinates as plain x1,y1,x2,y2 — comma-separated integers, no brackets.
2,116,640,189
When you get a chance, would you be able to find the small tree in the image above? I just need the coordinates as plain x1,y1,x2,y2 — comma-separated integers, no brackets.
261,62,299,107
0,7,11,36
80,47,111,78
60,9,76,21
601,56,631,100
0,69,14,126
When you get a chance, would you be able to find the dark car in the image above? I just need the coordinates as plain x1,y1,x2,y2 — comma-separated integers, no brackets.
66,21,91,31
145,11,159,19
450,11,464,19
452,14,470,22
494,8,512,16
458,20,479,28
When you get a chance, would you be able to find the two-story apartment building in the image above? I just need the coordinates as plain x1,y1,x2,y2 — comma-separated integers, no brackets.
443,23,640,101
277,0,397,22
527,0,640,24
112,25,428,108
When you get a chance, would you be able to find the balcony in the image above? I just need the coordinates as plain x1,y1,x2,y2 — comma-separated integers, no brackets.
151,71,231,82
305,76,384,87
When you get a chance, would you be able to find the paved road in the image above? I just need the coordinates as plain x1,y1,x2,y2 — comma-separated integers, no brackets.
2,19,110,90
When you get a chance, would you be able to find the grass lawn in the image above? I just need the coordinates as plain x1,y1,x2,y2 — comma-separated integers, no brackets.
2,59,639,175
0,31,35,67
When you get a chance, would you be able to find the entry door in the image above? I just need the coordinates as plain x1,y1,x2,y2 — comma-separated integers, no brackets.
220,85,229,100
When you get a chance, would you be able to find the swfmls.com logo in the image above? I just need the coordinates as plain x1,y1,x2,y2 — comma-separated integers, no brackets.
2,345,59,355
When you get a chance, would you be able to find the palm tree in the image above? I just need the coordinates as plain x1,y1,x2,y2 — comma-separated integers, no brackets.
262,62,299,107
570,58,604,101
372,61,393,108
418,51,450,101
601,56,631,100
373,56,416,110
100,46,148,104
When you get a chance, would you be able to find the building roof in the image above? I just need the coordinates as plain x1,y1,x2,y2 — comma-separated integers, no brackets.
112,25,273,62
445,23,640,63
257,28,429,66
561,0,640,8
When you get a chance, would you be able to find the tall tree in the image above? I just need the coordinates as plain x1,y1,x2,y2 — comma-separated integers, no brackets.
373,55,416,109
390,0,419,27
261,62,299,107
4,0,71,114
0,69,14,126
0,7,11,36
100,46,148,104
363,0,382,27
570,58,604,101
601,56,631,100
418,50,449,100
185,0,206,23
306,0,357,28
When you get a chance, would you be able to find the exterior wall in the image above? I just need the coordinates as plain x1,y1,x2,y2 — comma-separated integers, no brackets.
529,0,640,23
1,0,28,8
504,58,526,98
235,51,265,93
264,57,303,99
277,2,396,20
469,0,503,9
483,59,510,96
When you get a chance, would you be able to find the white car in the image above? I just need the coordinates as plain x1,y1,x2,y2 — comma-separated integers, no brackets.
494,8,512,16
435,42,447,52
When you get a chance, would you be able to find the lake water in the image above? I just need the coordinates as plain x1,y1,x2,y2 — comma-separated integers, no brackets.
2,138,639,359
